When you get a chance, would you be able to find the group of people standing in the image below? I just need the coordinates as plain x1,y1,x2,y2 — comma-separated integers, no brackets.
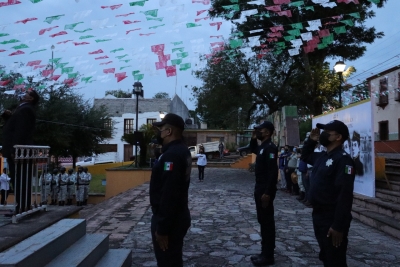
40,166,91,206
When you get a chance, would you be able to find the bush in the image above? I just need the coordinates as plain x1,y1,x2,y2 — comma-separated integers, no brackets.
225,142,238,152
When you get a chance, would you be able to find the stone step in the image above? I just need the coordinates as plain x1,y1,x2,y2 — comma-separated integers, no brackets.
353,193,400,220
385,171,400,181
376,179,400,191
0,219,86,267
352,205,400,239
45,233,109,267
384,163,400,172
94,249,132,267
376,188,400,203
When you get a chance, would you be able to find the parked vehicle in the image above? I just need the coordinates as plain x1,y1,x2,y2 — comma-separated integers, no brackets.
237,144,251,157
189,141,222,160
76,152,118,166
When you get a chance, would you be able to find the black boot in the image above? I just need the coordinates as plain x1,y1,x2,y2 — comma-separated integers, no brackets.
83,200,87,206
252,255,275,266
296,191,305,201
77,201,80,206
58,201,62,206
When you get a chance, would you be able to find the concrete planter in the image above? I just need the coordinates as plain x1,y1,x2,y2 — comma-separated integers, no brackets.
105,167,151,199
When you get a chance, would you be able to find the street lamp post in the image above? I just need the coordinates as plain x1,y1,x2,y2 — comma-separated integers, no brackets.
51,45,55,77
334,60,346,108
132,82,144,168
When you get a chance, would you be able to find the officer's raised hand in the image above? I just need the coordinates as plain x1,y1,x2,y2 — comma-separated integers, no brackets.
309,128,320,141
327,227,343,248
155,231,169,251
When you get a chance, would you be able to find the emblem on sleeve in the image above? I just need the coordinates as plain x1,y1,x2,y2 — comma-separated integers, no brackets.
164,162,174,171
326,158,333,167
269,153,275,159
345,165,354,175
260,149,264,155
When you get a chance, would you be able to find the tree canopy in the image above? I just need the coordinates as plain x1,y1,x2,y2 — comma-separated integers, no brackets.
105,89,132,98
153,92,170,99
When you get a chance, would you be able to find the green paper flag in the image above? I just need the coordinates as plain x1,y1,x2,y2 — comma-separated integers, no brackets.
222,4,240,11
367,0,380,4
37,85,46,90
81,76,92,83
0,33,9,37
340,19,354,27
111,48,124,53
12,44,29,49
116,54,128,59
62,67,74,74
229,39,243,49
224,13,235,19
284,35,296,41
121,59,132,63
348,12,360,19
171,59,182,65
141,9,158,17
75,28,92,33
56,62,68,69
134,74,144,81
16,77,24,85
254,13,270,18
120,66,131,70
229,0,238,3
171,41,183,46
95,39,112,43
0,39,20,44
49,58,61,64
273,49,283,55
334,26,347,34
289,1,304,7
30,0,43,3
179,63,191,71
303,6,314,11
231,31,244,37
287,29,301,36
147,17,164,22
44,15,64,24
186,23,201,28
291,23,303,30
322,34,334,44
68,73,78,79
65,22,84,30
79,35,94,39
275,42,286,48
149,24,165,29
30,49,46,54
132,70,140,75
318,43,328,50
177,52,189,58
172,47,184,53
129,1,146,6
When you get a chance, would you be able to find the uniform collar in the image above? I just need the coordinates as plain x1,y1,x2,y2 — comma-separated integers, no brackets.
161,139,183,153
327,144,342,156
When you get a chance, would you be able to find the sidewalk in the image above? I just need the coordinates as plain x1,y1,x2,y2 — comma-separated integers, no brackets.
82,168,400,267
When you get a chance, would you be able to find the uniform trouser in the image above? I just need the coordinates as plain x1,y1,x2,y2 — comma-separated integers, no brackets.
197,166,205,180
8,158,32,213
58,185,67,201
254,187,276,258
279,169,286,189
1,189,7,205
302,171,310,200
285,167,294,192
41,185,50,203
84,185,89,200
151,208,191,267
312,210,351,267
297,172,305,192
67,185,75,200
50,185,58,200
76,186,84,202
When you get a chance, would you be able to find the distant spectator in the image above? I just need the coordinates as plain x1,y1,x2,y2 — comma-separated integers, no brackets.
0,168,11,205
196,147,207,182
218,141,224,159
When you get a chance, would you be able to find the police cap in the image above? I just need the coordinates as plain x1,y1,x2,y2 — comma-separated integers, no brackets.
152,113,185,130
316,120,349,141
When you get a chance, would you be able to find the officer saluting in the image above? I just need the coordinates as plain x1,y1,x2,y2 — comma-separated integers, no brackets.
301,120,356,267
249,121,278,266
150,113,192,267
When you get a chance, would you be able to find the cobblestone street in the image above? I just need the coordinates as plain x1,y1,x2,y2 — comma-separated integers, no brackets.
107,168,400,266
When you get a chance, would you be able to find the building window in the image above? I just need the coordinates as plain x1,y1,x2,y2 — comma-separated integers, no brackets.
379,120,389,141
103,119,112,138
124,119,134,134
377,78,388,107
147,118,157,125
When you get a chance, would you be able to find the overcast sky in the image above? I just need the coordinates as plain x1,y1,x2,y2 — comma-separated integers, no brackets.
0,0,398,110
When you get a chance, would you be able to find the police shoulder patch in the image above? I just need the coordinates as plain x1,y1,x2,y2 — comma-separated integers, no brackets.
164,162,174,171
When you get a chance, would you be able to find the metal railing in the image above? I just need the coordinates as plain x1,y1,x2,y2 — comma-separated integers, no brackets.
0,145,50,223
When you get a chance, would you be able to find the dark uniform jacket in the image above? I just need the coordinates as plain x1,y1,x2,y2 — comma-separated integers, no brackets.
149,139,192,235
250,138,278,196
2,103,36,158
301,139,356,232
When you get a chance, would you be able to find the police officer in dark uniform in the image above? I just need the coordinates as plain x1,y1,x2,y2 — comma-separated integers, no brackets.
249,121,278,266
301,120,356,267
150,113,192,267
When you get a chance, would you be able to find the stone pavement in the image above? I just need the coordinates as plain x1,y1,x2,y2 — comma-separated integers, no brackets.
82,168,400,267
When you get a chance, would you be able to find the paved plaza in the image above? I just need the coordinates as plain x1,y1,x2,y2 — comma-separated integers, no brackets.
82,168,400,267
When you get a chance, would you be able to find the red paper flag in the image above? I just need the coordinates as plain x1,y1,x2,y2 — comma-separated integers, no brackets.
27,60,41,66
277,10,292,17
101,4,123,10
50,75,61,81
165,65,176,77
266,38,278,42
210,35,223,38
156,61,167,70
270,26,284,32
116,12,135,17
126,28,141,34
268,32,282,38
89,49,104,54
0,49,5,52
0,80,10,86
39,26,58,35
57,40,73,44
318,29,330,38
123,20,141,24
100,61,113,65
158,54,170,62
273,0,291,4
95,55,109,60
14,84,25,90
140,33,155,36
9,50,24,56
210,42,224,47
50,31,68,38
34,65,46,70
265,6,281,12
103,68,115,74
151,44,165,53
195,17,209,22
73,42,90,46
212,46,224,53
16,17,37,24
0,0,21,8
210,22,222,31
42,69,54,76
192,0,210,4
197,10,207,16
115,72,127,82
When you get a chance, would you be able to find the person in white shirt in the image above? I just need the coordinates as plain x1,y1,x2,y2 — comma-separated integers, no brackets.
0,168,11,205
196,147,207,182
